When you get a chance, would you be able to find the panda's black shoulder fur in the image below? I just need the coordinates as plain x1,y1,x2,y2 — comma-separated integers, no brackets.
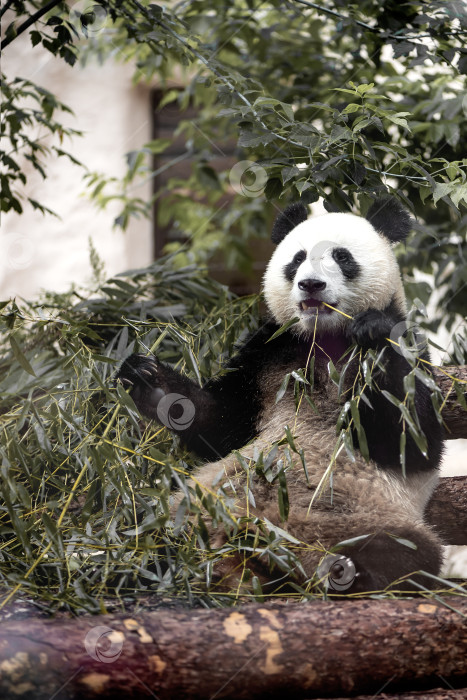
366,196,414,243
271,202,308,244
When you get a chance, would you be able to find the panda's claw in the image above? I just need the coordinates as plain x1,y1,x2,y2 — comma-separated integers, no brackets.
117,353,161,389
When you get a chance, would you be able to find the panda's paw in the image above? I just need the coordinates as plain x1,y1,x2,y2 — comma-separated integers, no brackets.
349,309,394,349
117,353,160,388
116,353,169,419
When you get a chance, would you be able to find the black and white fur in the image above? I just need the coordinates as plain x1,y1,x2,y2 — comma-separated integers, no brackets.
118,198,444,594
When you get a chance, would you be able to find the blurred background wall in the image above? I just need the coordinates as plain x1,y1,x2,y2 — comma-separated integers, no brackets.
1,32,153,298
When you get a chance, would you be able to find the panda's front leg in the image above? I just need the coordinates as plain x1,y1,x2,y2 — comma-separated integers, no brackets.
347,310,443,471
346,307,406,392
348,308,397,351
347,307,415,389
117,353,219,459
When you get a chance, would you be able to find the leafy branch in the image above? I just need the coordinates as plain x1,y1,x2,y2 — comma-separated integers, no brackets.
293,0,467,46
1,0,66,49
1,74,84,216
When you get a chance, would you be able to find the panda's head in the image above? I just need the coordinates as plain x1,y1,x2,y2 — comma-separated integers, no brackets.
263,198,412,336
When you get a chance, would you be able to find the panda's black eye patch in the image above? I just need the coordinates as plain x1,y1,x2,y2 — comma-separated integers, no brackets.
333,248,350,263
293,251,306,265
332,247,360,279
284,250,306,282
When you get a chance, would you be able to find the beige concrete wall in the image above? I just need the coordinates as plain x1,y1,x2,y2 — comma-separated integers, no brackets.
1,27,153,299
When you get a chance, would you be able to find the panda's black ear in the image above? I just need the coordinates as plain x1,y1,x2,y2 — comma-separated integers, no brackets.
365,197,413,243
271,203,308,245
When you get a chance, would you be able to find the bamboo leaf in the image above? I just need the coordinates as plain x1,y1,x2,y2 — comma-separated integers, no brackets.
277,468,289,521
275,372,290,403
266,318,299,342
9,334,36,376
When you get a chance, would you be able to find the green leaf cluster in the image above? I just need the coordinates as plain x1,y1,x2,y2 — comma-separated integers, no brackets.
75,1,467,329
1,75,84,216
0,258,262,611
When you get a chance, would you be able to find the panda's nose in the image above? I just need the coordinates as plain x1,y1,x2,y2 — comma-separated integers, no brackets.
298,279,327,294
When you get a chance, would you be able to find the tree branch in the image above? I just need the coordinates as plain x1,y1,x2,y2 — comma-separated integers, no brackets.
0,0,16,20
1,0,65,50
125,0,306,149
293,0,381,35
292,0,467,45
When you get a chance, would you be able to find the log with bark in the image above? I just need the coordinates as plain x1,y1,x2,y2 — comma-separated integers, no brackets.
426,365,467,545
320,691,467,700
0,598,466,699
432,365,467,441
426,476,467,545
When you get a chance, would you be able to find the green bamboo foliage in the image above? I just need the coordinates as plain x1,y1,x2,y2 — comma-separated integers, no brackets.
0,260,263,610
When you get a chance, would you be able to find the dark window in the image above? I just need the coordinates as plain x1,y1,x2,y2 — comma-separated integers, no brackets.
151,89,274,294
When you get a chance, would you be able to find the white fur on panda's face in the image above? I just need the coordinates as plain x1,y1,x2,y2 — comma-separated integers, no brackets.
263,212,406,335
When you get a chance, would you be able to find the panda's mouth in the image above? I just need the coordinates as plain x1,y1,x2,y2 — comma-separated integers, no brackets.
300,298,335,314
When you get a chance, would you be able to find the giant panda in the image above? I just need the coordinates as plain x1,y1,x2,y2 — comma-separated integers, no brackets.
118,197,444,594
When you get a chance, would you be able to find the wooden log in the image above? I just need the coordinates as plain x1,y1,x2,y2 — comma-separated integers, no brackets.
418,364,467,546
0,598,466,699
432,365,467,440
426,476,467,545
319,691,467,700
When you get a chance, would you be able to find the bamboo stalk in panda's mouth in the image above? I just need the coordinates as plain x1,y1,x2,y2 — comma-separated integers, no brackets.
321,302,353,319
